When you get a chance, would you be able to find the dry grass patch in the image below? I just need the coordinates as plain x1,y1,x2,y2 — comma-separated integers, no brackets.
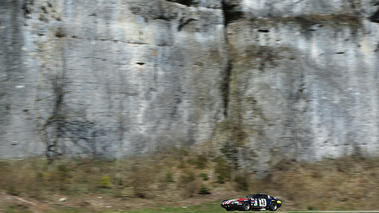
0,154,379,212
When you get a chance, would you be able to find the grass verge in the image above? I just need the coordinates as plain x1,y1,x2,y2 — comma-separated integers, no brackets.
0,151,379,212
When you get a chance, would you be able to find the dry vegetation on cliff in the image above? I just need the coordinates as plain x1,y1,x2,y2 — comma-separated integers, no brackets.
1,150,379,212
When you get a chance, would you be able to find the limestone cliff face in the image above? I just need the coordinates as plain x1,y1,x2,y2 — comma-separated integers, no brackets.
1,0,378,173
225,0,379,173
1,0,228,159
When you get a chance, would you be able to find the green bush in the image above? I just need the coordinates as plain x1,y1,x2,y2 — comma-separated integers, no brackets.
220,142,238,163
235,175,249,191
217,175,225,184
179,170,195,184
129,165,155,198
190,155,208,169
178,170,198,198
214,157,230,183
200,173,209,181
198,184,211,195
165,171,175,183
6,185,19,196
98,175,112,188
56,164,71,183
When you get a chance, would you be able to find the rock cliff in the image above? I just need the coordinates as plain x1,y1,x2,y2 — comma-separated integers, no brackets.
1,0,378,174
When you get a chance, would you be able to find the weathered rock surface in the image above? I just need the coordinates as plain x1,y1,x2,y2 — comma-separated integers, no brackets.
1,0,228,159
1,0,378,174
224,0,379,174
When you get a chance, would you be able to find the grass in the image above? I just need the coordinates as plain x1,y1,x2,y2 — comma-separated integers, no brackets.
117,201,221,213
0,152,379,212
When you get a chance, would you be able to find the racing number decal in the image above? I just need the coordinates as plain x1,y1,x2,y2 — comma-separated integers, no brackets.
259,199,267,207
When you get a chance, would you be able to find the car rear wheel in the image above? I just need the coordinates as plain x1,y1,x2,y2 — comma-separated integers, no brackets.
241,202,250,211
269,202,277,211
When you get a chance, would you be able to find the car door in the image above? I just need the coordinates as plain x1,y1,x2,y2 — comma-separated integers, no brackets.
258,195,267,208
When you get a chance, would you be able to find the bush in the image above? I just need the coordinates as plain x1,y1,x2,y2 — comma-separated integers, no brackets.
6,185,19,196
191,155,208,169
214,157,230,183
99,176,112,188
217,175,225,184
178,170,198,198
235,175,248,191
56,165,71,183
179,170,196,184
200,173,209,181
198,184,211,195
129,165,155,198
165,171,175,183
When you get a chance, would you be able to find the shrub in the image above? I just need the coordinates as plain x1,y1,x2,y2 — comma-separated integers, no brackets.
220,142,238,163
129,165,155,198
198,184,211,195
165,171,175,183
6,185,19,196
178,170,198,198
200,173,209,181
179,170,195,184
99,176,112,188
217,175,225,184
308,205,318,210
235,175,248,191
191,155,208,169
214,157,230,183
55,164,71,185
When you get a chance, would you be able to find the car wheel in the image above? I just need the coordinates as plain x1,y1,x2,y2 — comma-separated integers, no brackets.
269,202,277,211
241,202,250,211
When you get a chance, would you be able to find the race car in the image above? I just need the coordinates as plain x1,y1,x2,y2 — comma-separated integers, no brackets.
221,193,282,211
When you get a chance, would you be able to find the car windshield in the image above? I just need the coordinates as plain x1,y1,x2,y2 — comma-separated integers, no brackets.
246,194,257,198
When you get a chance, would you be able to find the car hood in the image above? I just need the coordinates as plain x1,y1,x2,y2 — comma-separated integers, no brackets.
222,198,249,204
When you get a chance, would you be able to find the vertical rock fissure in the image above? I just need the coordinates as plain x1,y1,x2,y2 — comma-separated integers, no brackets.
222,0,243,26
222,57,232,117
370,9,379,23
221,0,237,117
220,1,242,178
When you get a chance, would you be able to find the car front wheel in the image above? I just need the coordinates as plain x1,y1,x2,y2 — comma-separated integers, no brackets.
269,202,277,211
241,202,250,211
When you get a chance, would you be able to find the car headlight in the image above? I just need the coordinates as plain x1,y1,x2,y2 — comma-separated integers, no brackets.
277,201,282,204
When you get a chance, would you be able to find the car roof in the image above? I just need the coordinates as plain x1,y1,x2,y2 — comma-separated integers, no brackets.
252,193,271,197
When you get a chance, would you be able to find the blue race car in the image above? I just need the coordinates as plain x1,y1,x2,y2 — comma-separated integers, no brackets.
221,193,282,211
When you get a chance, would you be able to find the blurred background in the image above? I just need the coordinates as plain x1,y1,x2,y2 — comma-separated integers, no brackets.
1,0,379,212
